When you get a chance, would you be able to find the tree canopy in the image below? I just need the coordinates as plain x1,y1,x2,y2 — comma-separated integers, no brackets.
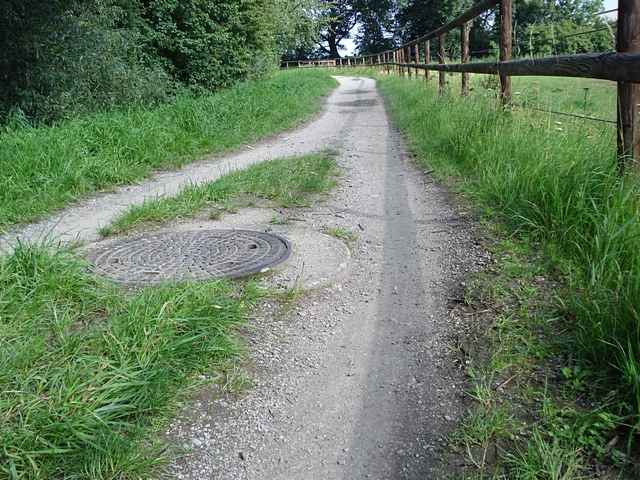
0,0,319,122
307,0,613,60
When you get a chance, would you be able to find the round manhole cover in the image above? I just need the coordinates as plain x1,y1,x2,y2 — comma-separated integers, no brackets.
87,230,291,285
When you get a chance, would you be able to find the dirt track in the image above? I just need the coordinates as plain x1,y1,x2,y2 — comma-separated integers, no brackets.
4,76,482,478
162,77,480,479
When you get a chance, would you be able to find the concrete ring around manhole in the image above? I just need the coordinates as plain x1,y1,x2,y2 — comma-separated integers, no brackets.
265,227,351,290
86,229,291,286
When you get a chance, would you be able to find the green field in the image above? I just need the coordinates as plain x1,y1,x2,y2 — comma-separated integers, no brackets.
511,76,616,121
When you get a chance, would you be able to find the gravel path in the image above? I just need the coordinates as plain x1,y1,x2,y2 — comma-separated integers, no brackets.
4,75,484,478
165,77,484,479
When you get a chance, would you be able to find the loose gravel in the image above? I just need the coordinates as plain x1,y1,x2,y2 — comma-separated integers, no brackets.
165,77,488,479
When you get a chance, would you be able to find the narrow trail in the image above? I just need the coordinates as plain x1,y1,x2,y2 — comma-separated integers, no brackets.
0,78,352,249
163,77,479,479
5,76,480,478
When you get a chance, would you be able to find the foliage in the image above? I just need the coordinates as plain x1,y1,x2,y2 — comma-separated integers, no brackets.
374,0,609,59
354,0,398,54
137,0,278,91
0,0,172,122
521,19,614,57
317,0,361,57
0,0,322,122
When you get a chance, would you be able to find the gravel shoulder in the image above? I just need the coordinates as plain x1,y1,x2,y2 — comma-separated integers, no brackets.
165,76,486,479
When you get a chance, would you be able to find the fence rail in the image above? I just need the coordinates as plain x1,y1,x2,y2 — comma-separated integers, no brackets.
284,0,640,172
390,53,640,83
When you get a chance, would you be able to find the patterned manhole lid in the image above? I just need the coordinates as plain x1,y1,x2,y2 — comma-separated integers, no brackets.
87,230,291,285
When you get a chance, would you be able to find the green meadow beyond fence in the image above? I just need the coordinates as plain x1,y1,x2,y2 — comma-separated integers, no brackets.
284,0,640,174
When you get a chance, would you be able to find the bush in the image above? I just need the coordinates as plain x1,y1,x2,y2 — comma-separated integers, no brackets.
0,0,321,123
0,1,174,122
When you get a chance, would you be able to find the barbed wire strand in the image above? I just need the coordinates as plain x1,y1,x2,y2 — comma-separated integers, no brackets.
514,105,616,125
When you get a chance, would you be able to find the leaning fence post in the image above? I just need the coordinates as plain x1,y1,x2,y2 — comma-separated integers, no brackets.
461,21,471,96
425,41,431,82
500,0,513,103
414,43,420,77
438,34,446,94
617,0,640,171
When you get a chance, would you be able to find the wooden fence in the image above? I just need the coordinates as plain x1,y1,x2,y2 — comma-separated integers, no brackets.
285,0,640,172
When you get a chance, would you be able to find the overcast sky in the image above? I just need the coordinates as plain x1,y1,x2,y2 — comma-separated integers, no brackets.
341,0,618,56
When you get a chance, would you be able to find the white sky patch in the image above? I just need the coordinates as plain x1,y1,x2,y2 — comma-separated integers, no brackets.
603,0,617,19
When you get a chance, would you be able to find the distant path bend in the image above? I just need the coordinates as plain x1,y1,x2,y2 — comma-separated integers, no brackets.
0,77,355,250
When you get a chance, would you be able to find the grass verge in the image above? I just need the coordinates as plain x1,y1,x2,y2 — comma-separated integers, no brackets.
363,69,639,476
101,152,338,236
0,243,261,479
0,70,337,231
1,149,341,478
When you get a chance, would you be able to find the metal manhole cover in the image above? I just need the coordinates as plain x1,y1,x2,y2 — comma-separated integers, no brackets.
87,230,291,285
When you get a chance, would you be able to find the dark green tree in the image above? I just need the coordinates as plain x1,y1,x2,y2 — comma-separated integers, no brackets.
0,0,320,122
354,0,397,54
317,0,360,58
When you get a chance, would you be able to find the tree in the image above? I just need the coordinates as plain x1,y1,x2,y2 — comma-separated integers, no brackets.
0,0,320,122
354,0,397,54
317,0,360,58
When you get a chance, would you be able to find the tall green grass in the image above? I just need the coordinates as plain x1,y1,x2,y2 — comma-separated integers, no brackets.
0,70,337,230
376,74,640,427
0,244,259,478
102,152,338,236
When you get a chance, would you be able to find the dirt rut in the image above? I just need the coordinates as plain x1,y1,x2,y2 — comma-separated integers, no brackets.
165,77,478,479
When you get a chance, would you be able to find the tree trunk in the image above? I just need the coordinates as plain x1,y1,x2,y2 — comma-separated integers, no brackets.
327,31,341,59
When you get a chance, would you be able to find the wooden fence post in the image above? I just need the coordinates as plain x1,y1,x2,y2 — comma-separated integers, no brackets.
414,43,420,77
425,41,431,82
500,0,513,103
406,47,412,78
618,0,640,171
461,21,471,96
438,34,446,94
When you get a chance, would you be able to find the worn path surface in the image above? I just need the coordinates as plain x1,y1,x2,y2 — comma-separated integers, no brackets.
164,77,480,479
4,76,481,478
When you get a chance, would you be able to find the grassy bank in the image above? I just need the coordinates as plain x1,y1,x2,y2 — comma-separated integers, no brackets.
0,244,260,479
0,151,339,479
0,70,336,231
369,70,638,475
102,152,337,236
